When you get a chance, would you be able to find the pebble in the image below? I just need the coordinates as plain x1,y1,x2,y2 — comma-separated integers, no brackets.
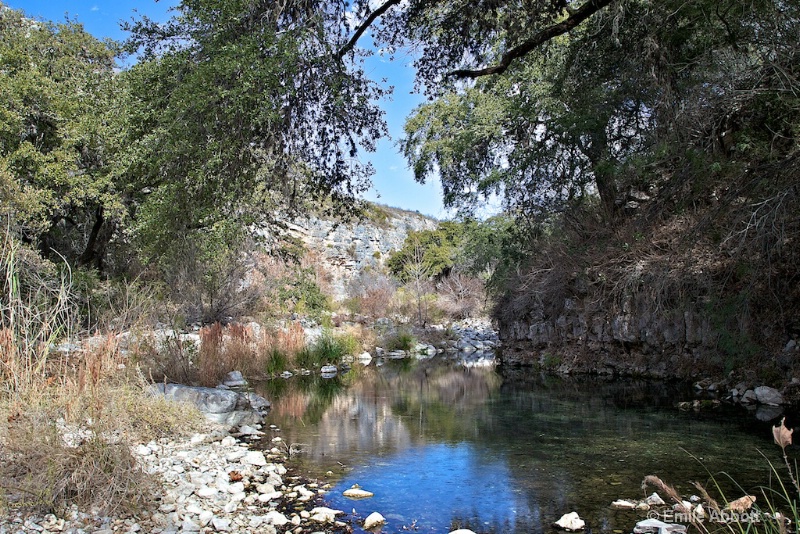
0,422,350,534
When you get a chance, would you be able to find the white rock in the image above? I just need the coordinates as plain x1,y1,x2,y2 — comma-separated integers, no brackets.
695,504,706,518
310,507,344,523
238,425,263,436
227,482,245,494
134,444,152,456
198,510,214,527
196,486,219,498
181,517,201,532
257,492,283,503
364,512,386,530
611,499,637,510
554,512,585,531
242,451,267,466
211,516,231,531
256,483,276,494
220,436,237,447
223,501,238,514
646,493,666,506
343,486,374,499
449,531,478,534
265,511,289,526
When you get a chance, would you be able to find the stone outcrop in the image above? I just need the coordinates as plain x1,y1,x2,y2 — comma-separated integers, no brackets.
275,207,437,300
150,383,270,426
499,293,719,378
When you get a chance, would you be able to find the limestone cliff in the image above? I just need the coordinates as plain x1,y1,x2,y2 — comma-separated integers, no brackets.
284,206,437,300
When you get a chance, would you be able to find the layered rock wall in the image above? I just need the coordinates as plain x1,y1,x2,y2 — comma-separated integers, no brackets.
499,294,720,377
285,208,437,300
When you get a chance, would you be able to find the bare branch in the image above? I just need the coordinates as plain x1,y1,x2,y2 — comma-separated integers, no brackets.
336,0,402,61
448,0,614,79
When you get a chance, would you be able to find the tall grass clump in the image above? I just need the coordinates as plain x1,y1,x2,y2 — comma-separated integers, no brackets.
294,330,358,369
257,321,307,375
383,329,417,352
0,233,202,515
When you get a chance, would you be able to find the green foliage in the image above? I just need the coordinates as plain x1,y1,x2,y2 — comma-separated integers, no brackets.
295,331,357,368
119,0,387,265
264,349,288,376
277,268,330,321
384,330,417,352
0,6,121,269
387,221,464,282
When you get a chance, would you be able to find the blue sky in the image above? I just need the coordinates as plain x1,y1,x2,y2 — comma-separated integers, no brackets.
6,0,448,218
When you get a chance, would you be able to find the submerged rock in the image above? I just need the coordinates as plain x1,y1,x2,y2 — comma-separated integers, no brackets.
610,499,637,510
634,519,687,534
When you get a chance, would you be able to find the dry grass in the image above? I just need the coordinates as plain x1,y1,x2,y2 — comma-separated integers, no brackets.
0,234,203,515
258,321,306,358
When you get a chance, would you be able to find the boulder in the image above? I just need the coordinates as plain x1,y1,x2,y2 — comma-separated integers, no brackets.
152,383,239,413
740,389,757,404
363,512,386,530
754,386,784,406
343,485,374,499
222,370,247,387
310,507,344,523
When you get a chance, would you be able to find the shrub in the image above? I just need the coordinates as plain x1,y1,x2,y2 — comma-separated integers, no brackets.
1,235,203,514
384,329,417,352
294,331,357,369
345,270,397,319
436,273,486,320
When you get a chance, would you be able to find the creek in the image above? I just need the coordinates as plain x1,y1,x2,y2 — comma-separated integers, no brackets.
252,359,792,534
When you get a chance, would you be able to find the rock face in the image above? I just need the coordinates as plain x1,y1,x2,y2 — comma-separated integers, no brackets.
268,208,437,300
499,293,723,377
151,384,270,425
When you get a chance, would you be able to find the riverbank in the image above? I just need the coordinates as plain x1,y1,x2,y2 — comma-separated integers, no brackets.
0,422,352,534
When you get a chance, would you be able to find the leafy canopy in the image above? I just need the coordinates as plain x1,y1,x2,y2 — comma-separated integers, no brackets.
0,5,120,268
119,0,389,264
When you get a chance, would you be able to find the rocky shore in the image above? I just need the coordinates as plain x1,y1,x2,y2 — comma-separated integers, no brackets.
1,423,349,534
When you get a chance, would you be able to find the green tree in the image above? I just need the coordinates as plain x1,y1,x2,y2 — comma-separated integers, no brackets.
0,5,121,270
118,0,388,268
387,222,464,282
390,0,794,220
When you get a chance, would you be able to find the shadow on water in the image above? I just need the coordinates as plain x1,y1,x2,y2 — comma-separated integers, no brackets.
254,360,794,534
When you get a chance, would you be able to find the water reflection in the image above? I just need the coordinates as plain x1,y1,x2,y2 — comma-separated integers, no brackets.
255,361,784,534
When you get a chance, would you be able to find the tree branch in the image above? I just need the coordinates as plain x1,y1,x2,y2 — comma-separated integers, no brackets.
336,0,402,61
448,0,614,79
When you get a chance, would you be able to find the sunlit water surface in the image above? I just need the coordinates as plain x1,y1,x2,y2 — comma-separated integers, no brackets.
253,360,790,534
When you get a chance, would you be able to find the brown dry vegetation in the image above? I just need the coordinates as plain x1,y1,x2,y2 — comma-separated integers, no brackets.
0,236,204,515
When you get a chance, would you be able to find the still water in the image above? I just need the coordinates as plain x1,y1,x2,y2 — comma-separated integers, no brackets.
254,359,789,534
